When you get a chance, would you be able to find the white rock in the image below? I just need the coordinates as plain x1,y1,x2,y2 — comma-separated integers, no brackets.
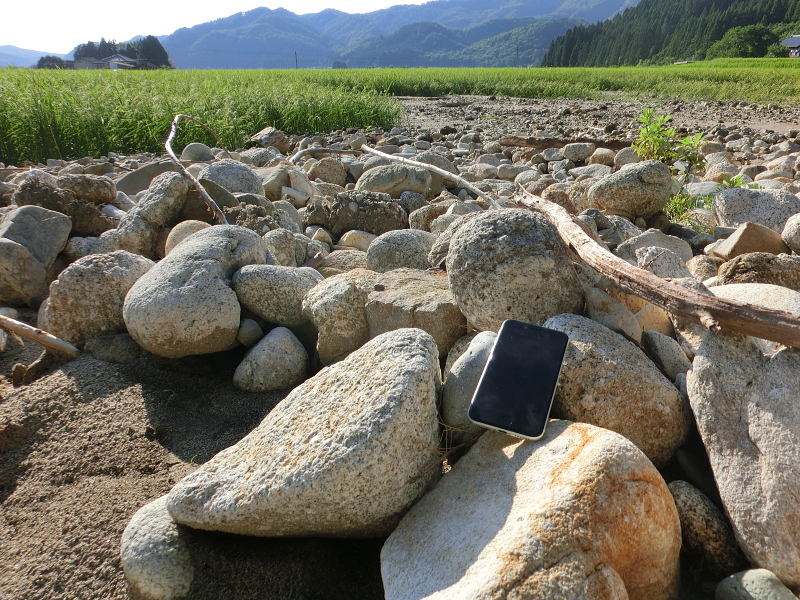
167,329,441,537
233,326,308,392
688,330,800,586
120,495,194,600
381,422,681,600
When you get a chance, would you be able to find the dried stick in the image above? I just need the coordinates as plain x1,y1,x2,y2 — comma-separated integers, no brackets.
360,145,504,210
0,315,79,358
516,191,800,349
289,147,360,165
165,114,228,225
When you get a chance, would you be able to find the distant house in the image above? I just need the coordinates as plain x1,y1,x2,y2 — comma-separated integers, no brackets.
780,35,800,57
102,54,139,70
74,57,107,70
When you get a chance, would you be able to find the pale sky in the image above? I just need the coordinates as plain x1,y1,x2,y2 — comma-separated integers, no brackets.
3,0,427,55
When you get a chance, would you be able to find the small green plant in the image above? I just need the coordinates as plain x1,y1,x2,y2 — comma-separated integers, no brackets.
719,174,758,189
633,109,706,178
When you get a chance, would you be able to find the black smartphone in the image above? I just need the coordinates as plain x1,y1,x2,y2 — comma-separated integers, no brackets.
467,320,569,441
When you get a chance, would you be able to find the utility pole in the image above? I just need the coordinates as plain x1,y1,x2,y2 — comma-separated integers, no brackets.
295,51,298,69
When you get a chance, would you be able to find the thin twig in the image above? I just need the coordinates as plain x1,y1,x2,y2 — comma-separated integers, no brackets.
360,145,504,209
164,114,229,225
0,315,79,358
289,147,360,165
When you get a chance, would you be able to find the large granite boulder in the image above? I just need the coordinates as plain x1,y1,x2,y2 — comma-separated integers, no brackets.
586,160,672,220
544,314,690,467
166,329,441,537
0,205,72,306
381,421,681,600
38,250,154,348
688,329,800,586
123,226,269,358
355,164,432,198
713,188,800,232
446,209,583,331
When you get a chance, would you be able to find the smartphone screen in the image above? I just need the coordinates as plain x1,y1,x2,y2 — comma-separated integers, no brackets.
467,320,569,441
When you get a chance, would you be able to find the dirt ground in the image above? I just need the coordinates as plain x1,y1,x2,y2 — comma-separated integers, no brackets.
4,96,800,599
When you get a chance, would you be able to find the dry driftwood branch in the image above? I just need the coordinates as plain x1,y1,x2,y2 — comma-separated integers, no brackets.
515,191,800,349
499,134,632,151
0,315,80,358
289,147,360,165
360,145,504,210
165,114,229,225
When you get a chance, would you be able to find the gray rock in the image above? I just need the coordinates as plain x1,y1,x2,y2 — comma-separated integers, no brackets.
38,250,154,348
272,199,303,233
123,226,269,358
198,178,238,209
328,191,408,237
381,422,681,600
198,159,263,195
587,160,672,220
688,329,800,586
236,318,263,348
588,147,616,166
308,157,348,187
636,246,693,279
414,151,458,195
121,495,194,600
366,229,437,273
427,212,480,269
563,142,596,163
239,147,281,167
713,188,800,232
615,228,694,264
355,164,432,198
262,228,297,267
164,220,210,256
233,264,323,327
56,174,116,204
249,126,290,154
366,268,465,357
667,480,744,578
0,205,72,306
302,268,378,365
781,213,800,253
409,203,448,232
95,172,188,258
447,209,583,331
716,569,797,600
167,328,441,537
233,326,308,392
397,191,428,215
115,161,181,196
614,146,641,167
642,330,692,380
544,314,690,467
181,142,215,162
322,249,368,272
715,253,800,291
441,331,496,446
569,164,612,178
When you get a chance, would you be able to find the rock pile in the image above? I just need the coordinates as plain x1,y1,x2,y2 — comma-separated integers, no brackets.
4,116,800,599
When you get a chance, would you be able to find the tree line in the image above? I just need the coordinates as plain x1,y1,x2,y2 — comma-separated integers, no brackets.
541,0,800,66
37,35,172,69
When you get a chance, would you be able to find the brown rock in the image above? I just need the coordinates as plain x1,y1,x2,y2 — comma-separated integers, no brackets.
711,222,790,260
716,252,800,291
250,126,290,154
366,268,466,357
687,255,725,280
308,157,348,188
56,174,116,205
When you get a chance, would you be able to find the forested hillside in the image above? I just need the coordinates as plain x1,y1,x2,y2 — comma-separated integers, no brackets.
541,0,800,66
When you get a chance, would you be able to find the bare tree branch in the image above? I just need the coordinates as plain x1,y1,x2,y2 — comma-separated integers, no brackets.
165,114,228,225
0,315,79,358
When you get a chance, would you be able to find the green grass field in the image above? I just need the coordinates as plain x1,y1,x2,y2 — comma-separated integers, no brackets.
3,59,800,165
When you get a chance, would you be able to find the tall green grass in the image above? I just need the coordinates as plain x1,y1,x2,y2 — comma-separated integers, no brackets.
3,59,800,164
0,69,402,165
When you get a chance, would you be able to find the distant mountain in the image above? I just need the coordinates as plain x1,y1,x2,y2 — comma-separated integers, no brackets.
0,45,71,67
341,18,583,67
542,0,800,66
161,0,640,69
